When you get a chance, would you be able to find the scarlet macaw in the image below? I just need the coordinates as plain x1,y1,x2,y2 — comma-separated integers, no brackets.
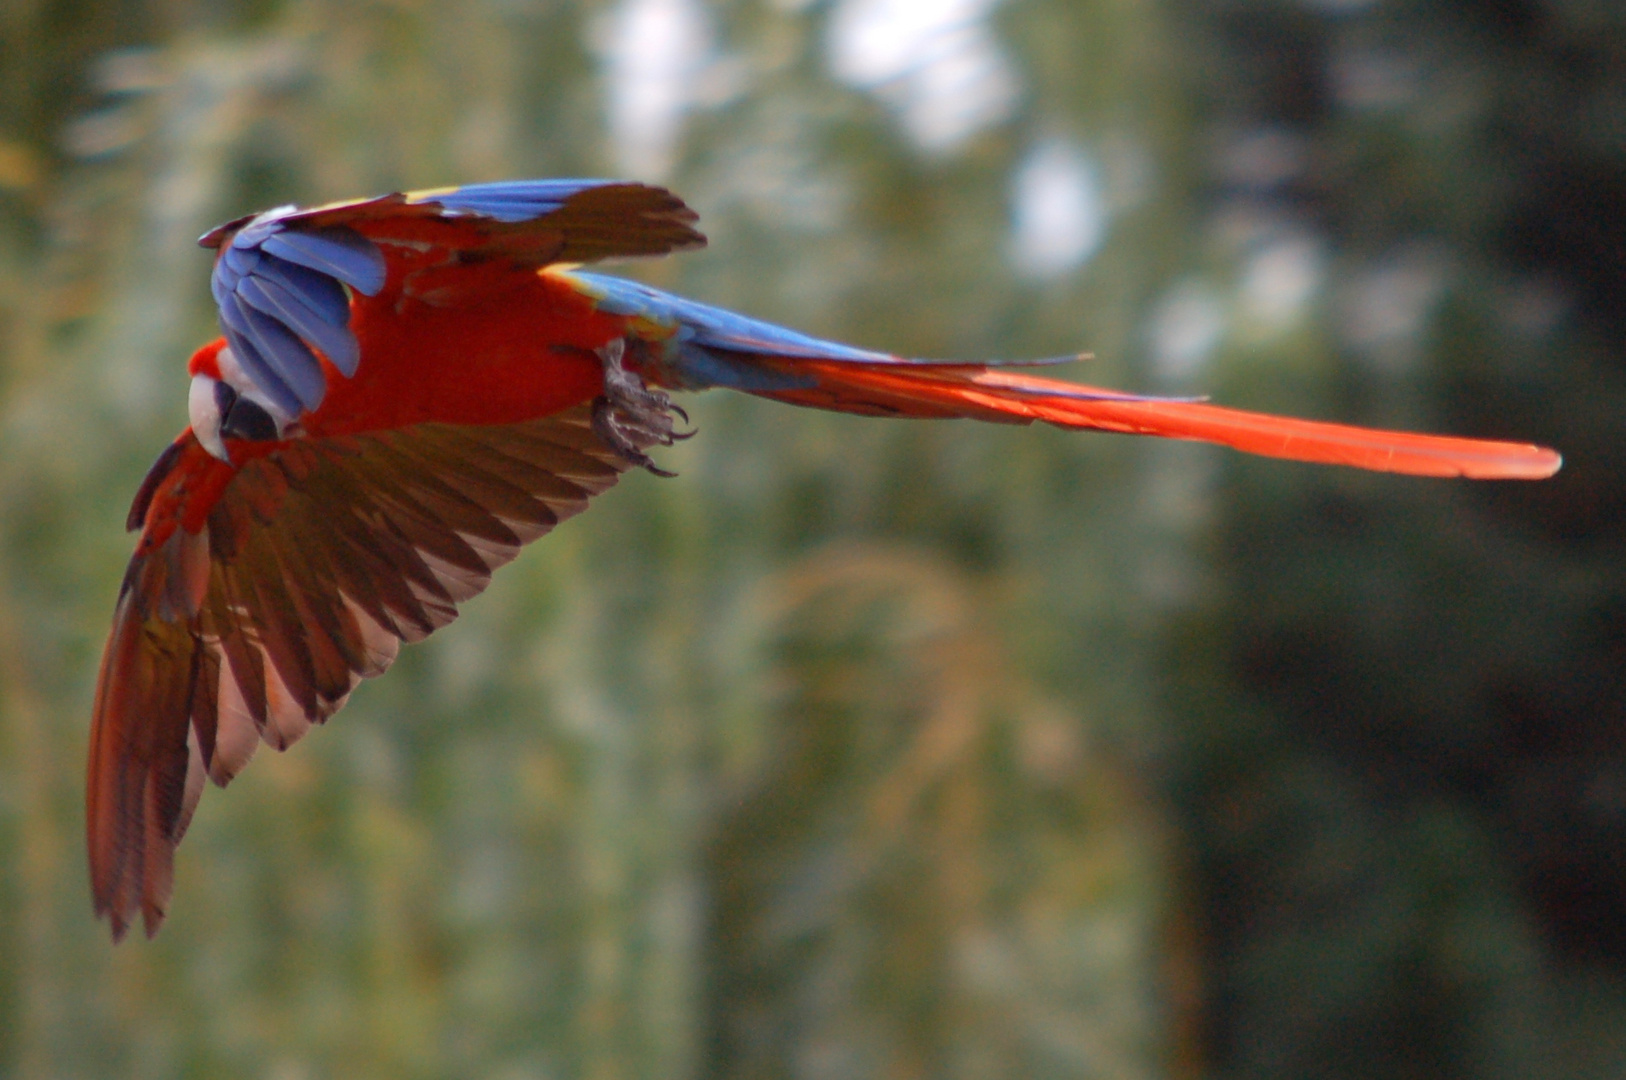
87,179,1561,941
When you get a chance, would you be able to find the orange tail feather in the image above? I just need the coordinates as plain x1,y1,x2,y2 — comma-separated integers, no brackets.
761,362,1561,480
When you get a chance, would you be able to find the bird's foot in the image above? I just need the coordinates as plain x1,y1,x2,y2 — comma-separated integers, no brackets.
592,339,694,477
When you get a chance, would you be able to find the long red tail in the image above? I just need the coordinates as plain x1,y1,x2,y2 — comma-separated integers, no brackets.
753,361,1560,480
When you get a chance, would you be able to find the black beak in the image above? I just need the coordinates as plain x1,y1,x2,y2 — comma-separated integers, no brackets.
219,393,279,444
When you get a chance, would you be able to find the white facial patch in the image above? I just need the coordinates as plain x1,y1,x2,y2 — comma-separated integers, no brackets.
190,346,299,462
189,373,229,462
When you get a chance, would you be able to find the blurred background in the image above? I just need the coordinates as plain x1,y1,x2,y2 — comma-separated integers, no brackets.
0,0,1621,1076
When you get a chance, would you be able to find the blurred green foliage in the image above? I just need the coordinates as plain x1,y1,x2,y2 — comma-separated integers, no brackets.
0,0,1619,1078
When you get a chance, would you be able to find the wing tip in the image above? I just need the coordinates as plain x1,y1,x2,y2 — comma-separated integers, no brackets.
93,884,172,944
102,905,132,944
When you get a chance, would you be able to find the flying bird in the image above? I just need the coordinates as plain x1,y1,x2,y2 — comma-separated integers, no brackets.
88,179,1562,940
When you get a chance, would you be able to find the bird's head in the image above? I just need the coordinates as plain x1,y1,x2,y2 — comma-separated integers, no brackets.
187,339,296,463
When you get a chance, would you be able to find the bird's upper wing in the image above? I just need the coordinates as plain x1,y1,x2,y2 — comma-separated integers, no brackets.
200,180,705,418
88,405,635,941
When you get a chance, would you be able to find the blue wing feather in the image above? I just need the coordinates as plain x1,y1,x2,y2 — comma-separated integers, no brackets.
242,320,324,412
218,297,306,417
259,230,386,296
251,258,351,327
409,179,620,223
220,293,327,413
236,274,359,378
221,243,259,277
209,267,232,311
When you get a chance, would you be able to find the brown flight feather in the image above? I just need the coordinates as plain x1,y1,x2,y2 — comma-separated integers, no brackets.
88,405,635,939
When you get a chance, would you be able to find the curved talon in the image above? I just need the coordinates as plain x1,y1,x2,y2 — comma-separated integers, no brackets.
667,403,698,441
593,337,685,475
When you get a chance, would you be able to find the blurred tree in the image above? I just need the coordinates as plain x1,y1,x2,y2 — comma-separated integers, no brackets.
1161,1,1626,1077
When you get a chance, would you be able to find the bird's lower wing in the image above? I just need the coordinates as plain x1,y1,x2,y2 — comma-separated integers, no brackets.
88,405,636,940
